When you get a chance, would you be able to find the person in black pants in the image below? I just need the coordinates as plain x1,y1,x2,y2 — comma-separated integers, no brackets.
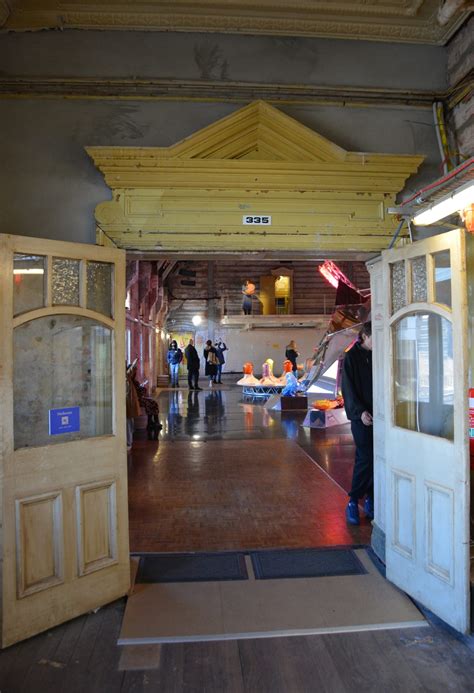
184,338,202,390
341,321,373,526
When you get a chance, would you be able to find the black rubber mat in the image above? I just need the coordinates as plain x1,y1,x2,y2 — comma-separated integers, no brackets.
136,552,249,583
251,548,367,580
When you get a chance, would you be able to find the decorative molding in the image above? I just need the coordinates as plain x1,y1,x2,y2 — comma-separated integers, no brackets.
3,0,470,45
0,76,443,109
87,101,423,254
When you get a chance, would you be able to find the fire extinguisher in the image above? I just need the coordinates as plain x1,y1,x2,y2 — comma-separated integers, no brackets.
469,388,474,457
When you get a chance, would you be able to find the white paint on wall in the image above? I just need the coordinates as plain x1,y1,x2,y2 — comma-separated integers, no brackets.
194,326,325,375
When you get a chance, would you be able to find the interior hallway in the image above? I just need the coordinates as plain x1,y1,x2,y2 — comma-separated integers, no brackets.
128,385,371,553
2,383,474,692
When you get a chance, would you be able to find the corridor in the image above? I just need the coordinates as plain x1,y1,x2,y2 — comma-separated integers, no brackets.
128,384,371,552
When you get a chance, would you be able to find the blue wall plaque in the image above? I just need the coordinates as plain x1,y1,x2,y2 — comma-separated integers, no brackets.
49,407,80,435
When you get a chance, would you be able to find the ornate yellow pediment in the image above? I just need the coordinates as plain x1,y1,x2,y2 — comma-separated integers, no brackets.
87,101,423,255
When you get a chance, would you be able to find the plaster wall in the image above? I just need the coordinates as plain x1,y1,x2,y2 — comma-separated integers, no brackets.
0,31,447,90
191,326,325,375
0,30,447,244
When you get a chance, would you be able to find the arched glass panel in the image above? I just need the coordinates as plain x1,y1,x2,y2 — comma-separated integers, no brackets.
14,315,113,449
393,312,453,440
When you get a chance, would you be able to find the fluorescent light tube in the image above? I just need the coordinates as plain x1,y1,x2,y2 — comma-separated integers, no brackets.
13,268,44,275
413,183,474,226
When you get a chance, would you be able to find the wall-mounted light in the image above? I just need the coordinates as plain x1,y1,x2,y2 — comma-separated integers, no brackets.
192,315,202,326
413,183,474,226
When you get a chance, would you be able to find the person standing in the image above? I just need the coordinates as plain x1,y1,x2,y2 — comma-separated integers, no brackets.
203,339,219,387
285,340,299,373
184,338,202,390
214,339,228,384
167,339,183,388
341,322,374,526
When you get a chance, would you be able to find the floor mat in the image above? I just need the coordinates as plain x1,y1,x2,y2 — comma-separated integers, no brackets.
119,550,427,644
135,552,248,583
251,547,366,579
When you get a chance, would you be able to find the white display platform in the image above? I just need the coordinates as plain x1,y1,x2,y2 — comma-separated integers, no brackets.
302,407,348,429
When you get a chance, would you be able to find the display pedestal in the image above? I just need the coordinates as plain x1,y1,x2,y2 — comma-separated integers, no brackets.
280,396,308,411
302,408,348,428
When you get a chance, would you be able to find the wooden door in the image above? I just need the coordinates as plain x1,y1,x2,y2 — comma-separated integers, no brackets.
0,234,130,647
373,229,470,632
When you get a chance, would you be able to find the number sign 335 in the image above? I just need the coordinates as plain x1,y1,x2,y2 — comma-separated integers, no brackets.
243,215,272,225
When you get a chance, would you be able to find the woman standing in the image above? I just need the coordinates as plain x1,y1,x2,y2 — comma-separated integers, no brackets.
203,339,219,387
285,340,299,373
167,340,183,387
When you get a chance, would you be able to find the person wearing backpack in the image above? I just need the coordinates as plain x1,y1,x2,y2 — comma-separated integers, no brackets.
203,339,219,387
167,339,183,388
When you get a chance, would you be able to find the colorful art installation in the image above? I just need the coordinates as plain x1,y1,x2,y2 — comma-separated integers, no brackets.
281,371,299,396
237,359,284,398
236,362,260,386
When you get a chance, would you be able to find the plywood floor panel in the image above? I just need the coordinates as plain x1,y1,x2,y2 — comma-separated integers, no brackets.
119,551,425,644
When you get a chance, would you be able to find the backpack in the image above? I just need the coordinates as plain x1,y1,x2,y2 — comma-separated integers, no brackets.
208,350,219,365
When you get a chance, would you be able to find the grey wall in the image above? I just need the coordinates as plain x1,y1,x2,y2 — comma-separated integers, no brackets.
0,30,447,244
0,31,447,90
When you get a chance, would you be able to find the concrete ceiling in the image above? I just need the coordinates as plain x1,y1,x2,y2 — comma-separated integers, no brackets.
1,0,472,44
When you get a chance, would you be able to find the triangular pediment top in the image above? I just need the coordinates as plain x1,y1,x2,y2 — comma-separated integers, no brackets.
167,101,348,163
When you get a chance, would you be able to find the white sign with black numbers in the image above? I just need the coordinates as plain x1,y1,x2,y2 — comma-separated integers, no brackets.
242,215,272,225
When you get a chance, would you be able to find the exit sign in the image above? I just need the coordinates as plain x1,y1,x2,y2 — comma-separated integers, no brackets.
242,215,272,225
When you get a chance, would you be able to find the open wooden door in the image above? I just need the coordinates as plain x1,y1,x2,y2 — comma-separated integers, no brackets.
0,234,130,647
371,228,470,632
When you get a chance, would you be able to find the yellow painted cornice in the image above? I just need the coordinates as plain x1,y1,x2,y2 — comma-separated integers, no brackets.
88,101,424,253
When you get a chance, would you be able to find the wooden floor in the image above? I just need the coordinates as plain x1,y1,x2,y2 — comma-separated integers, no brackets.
3,383,474,692
128,387,370,552
2,599,474,692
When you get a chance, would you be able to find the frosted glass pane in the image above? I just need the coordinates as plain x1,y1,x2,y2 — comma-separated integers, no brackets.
14,315,113,449
433,250,451,308
393,313,453,440
13,254,46,316
52,257,80,306
391,261,406,314
87,262,113,317
410,256,427,303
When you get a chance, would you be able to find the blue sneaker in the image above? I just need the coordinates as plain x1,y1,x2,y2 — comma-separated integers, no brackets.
364,497,374,520
346,501,360,526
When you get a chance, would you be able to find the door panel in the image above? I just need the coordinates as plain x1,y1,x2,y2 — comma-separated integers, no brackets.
0,234,129,647
374,229,470,632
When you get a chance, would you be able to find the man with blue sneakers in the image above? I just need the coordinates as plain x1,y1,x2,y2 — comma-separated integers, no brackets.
341,321,374,526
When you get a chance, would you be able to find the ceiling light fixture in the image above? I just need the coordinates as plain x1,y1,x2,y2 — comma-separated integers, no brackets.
412,183,474,226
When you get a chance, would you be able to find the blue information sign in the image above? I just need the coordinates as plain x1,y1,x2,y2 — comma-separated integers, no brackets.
49,407,80,436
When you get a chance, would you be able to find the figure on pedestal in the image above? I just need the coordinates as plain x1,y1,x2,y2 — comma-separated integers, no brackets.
242,280,256,315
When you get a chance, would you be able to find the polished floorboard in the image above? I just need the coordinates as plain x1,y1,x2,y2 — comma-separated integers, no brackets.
128,386,371,552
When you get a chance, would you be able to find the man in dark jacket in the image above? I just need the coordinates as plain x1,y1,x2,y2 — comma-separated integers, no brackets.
184,338,202,390
341,321,373,526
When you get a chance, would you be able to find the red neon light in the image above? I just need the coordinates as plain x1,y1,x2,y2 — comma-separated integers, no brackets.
318,260,358,290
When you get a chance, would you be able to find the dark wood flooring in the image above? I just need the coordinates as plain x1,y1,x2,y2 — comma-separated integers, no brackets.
2,599,474,692
3,383,474,692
